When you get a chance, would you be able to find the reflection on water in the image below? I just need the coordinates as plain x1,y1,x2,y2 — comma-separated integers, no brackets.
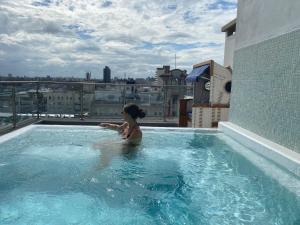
93,137,141,170
94,157,195,224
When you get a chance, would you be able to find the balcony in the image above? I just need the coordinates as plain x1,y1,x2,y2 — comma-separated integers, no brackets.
0,81,193,132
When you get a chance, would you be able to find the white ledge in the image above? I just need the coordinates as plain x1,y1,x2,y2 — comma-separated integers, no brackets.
0,125,35,144
219,122,300,177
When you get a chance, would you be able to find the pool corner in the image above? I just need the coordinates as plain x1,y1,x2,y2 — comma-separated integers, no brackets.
219,122,300,177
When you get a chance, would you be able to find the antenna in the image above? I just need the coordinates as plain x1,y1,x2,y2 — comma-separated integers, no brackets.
175,53,177,69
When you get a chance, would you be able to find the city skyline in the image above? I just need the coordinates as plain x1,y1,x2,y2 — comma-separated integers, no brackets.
0,0,237,78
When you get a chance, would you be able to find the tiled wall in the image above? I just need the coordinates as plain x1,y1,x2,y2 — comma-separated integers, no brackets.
230,29,300,153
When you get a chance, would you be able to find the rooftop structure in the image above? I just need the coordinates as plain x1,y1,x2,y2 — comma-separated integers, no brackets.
222,18,236,69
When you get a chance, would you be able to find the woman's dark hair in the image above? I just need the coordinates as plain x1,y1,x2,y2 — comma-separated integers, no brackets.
123,104,146,119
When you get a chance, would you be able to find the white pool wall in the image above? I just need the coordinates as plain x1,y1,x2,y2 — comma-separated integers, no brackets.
0,125,35,144
219,122,300,177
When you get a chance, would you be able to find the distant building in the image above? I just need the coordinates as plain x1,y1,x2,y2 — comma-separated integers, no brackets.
155,65,187,86
135,78,147,84
103,66,111,83
92,84,163,118
85,72,91,81
155,65,187,117
44,90,94,115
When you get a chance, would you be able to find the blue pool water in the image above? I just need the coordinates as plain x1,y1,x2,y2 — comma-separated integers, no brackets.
0,126,299,225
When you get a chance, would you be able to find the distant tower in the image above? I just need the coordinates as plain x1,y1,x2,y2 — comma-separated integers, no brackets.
103,66,111,83
85,72,91,81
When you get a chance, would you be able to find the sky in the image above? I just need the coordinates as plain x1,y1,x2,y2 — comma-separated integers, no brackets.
0,0,237,79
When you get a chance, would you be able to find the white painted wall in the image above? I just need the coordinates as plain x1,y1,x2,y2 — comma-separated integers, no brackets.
210,62,232,105
224,34,235,68
236,0,300,49
192,107,229,128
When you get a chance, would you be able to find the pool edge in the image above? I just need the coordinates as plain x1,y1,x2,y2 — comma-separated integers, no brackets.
0,125,35,144
219,122,300,177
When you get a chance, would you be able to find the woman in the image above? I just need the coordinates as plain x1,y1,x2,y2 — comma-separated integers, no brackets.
99,103,146,146
94,104,145,169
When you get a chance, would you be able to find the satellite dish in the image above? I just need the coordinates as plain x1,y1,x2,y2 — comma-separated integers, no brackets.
225,81,232,93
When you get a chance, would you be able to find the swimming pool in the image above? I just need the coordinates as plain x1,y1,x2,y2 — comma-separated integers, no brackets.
0,125,299,225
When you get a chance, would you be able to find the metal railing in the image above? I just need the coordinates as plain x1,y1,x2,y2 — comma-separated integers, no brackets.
0,81,193,129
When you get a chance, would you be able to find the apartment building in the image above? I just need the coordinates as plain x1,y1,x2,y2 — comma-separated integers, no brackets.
155,66,188,117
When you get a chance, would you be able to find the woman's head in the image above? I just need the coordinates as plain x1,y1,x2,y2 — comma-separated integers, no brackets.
122,104,146,120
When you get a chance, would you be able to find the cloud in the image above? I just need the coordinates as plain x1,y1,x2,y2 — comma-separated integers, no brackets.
183,11,200,24
101,1,112,8
32,0,52,7
207,0,237,10
0,0,237,78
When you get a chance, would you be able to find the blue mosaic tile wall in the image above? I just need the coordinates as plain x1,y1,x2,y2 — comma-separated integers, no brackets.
230,29,300,153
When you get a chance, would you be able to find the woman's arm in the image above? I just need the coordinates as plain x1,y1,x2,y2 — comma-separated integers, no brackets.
99,122,127,132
